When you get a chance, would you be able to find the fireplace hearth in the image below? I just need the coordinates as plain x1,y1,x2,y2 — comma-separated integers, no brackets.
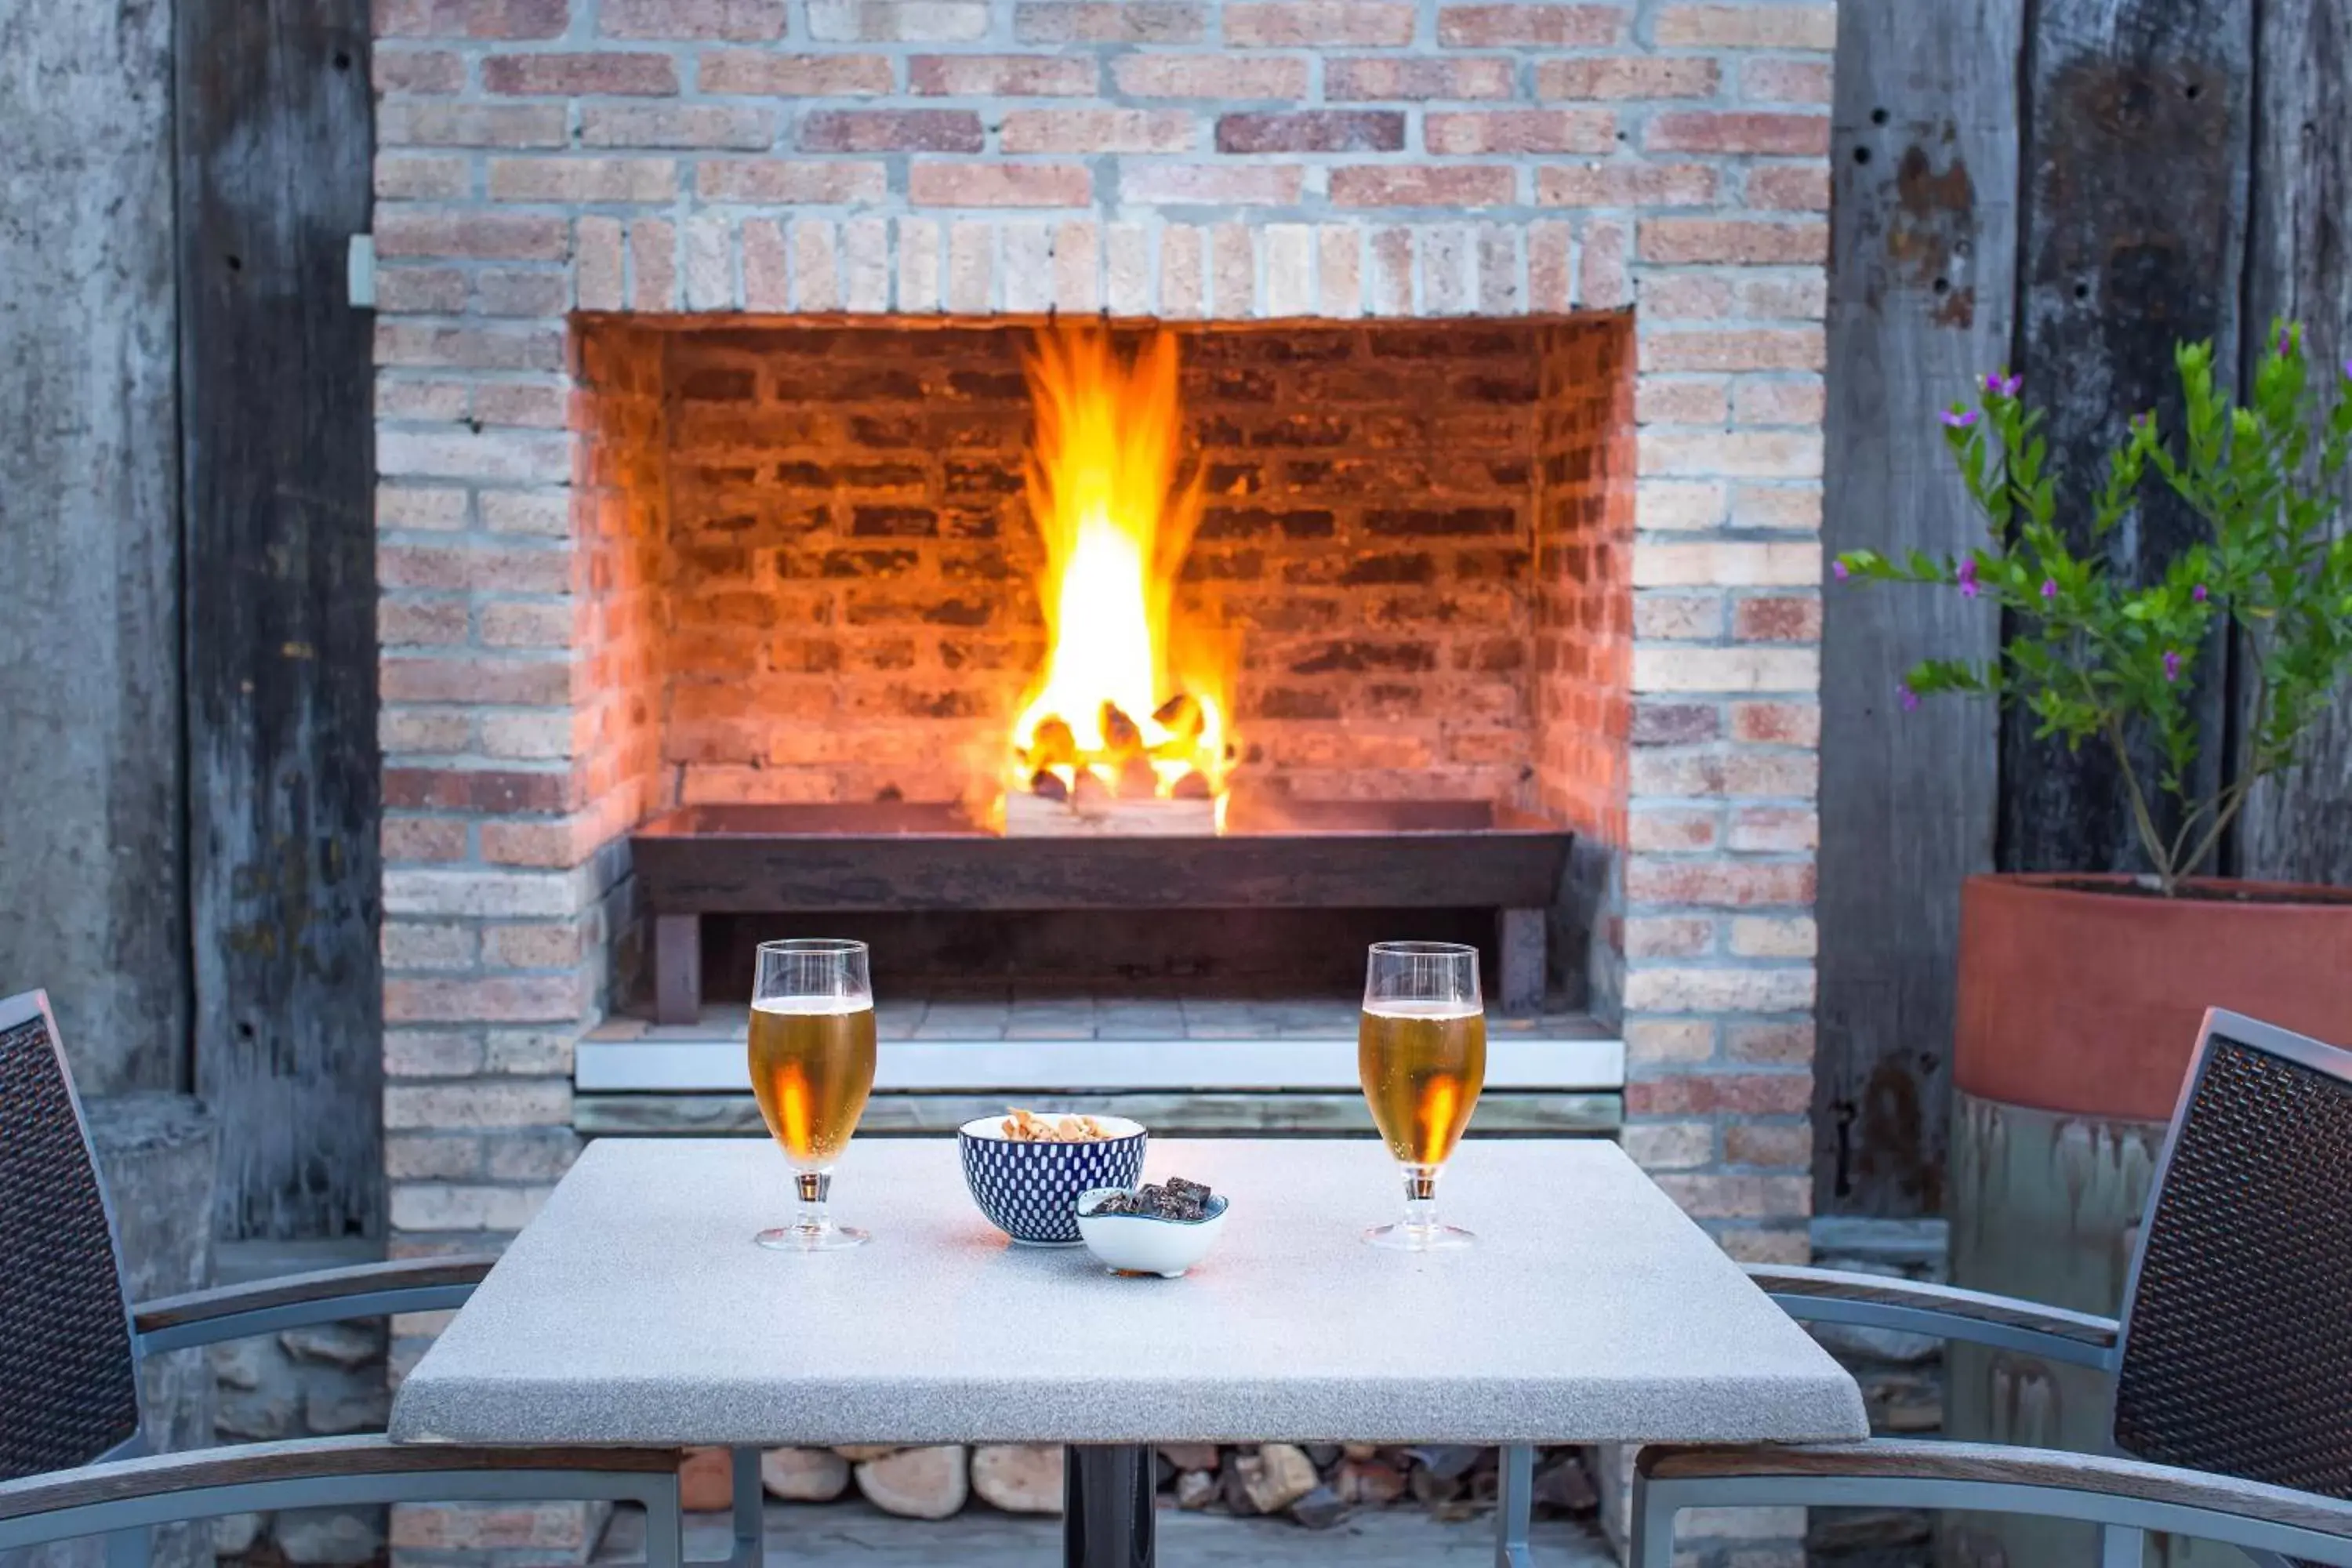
376,0,1832,1287
581,313,1628,1030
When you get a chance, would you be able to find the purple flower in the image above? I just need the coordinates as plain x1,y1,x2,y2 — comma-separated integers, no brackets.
2164,650,2183,684
1898,681,1920,713
2279,325,2294,357
2192,583,2209,603
2041,579,2059,601
2342,357,2351,383
1983,372,2023,397
1832,559,1850,582
1941,408,1980,430
1957,557,1980,599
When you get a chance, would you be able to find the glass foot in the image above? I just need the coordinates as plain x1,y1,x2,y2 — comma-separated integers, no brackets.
757,1221,870,1251
1362,1221,1475,1251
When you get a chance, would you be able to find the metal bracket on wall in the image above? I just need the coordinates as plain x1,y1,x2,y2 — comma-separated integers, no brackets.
347,235,375,308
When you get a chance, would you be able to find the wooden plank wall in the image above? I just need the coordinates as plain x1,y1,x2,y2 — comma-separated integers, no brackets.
1820,0,2352,1216
180,0,383,1240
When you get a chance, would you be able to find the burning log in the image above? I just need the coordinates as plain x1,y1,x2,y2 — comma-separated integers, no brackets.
1028,717,1077,772
1152,692,1205,742
1099,702,1144,761
1011,680,1222,830
1116,756,1159,800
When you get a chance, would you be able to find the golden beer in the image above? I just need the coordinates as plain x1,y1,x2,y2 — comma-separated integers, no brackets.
748,998,877,1168
1358,1002,1487,1167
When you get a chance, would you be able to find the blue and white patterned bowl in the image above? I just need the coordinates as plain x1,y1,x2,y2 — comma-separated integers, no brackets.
957,1116,1148,1246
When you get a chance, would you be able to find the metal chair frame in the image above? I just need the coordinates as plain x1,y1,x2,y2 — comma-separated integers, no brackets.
1632,1007,2352,1568
1635,1442,2352,1568
0,989,689,1568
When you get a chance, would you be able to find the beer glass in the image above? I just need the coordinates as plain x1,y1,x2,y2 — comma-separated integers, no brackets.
748,938,878,1250
1357,941,1486,1250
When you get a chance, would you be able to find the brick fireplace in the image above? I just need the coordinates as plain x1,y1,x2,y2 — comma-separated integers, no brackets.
374,0,1831,1333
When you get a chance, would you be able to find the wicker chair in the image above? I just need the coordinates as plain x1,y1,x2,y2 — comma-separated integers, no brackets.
0,989,684,1568
1635,1007,2352,1568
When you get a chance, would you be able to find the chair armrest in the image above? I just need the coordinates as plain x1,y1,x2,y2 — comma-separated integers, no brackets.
1637,1441,2352,1567
1744,1265,2120,1368
0,1436,680,1555
134,1256,497,1353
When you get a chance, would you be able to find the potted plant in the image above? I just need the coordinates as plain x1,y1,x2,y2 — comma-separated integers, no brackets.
1839,324,2352,1127
1838,327,2352,1568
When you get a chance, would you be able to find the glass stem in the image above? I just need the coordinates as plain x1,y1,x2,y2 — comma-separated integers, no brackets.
1401,1163,1440,1235
796,1169,833,1234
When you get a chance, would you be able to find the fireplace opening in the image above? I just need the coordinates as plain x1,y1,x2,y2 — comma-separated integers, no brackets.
572,312,1632,1028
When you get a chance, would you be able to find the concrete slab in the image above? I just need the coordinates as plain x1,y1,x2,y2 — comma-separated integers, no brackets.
392,1138,1865,1448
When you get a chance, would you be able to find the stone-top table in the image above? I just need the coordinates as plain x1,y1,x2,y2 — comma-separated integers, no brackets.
391,1138,1865,1566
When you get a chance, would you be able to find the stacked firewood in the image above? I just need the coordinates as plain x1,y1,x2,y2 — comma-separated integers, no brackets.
1022,695,1214,804
678,1444,1043,1519
678,1442,1598,1529
1154,1442,1598,1529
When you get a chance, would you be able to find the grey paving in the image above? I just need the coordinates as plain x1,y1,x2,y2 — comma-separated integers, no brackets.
587,993,1610,1044
595,1501,1616,1567
572,1088,1623,1139
392,1138,1865,1449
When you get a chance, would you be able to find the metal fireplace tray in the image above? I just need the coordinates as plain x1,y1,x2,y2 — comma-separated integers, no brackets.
630,799,1577,1024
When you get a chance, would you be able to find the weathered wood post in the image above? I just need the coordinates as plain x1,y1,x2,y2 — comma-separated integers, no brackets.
2237,0,2352,884
1818,0,2019,1218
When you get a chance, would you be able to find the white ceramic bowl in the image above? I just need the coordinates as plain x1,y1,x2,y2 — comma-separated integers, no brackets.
1074,1187,1229,1278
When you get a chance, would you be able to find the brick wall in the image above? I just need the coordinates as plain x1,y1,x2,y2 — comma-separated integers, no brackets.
376,0,1833,1369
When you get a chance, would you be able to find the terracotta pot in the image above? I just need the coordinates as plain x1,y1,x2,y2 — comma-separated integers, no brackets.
1954,873,2352,1121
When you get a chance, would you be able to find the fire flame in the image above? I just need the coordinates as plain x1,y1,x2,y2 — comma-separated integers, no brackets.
1009,325,1228,807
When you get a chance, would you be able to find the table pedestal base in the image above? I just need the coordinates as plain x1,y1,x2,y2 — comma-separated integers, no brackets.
728,1448,762,1568
1063,1444,1154,1568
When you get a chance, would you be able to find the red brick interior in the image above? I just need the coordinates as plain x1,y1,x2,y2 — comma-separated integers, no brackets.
1534,318,1635,847
571,325,666,864
572,314,1634,829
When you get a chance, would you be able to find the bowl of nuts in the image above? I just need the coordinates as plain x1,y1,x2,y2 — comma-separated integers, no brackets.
1075,1178,1229,1278
958,1109,1148,1246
